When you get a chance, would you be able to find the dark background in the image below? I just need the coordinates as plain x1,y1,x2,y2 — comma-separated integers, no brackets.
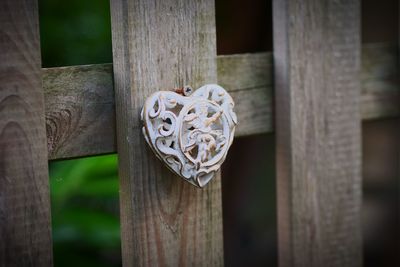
39,0,399,266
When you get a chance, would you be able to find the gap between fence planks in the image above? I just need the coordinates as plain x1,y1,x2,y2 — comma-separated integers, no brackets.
0,0,53,266
43,43,399,160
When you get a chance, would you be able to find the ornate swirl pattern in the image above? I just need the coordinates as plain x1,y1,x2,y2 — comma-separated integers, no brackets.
141,84,237,188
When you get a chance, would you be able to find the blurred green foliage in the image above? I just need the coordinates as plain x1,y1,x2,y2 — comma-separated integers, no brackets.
39,0,112,67
50,156,121,267
39,0,121,266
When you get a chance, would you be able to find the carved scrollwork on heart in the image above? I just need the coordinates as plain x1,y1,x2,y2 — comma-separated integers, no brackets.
141,84,237,188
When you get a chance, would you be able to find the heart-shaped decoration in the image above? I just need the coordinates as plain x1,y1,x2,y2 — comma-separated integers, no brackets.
141,84,237,188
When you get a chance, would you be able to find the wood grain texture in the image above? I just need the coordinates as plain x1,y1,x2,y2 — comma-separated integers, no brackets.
0,0,53,266
42,43,398,160
217,52,272,90
110,0,223,266
273,0,363,266
43,64,115,159
218,53,272,136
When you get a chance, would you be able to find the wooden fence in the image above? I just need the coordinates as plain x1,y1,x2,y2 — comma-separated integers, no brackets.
0,0,399,266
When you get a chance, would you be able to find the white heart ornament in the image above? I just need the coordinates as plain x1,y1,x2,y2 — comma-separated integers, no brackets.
141,84,237,188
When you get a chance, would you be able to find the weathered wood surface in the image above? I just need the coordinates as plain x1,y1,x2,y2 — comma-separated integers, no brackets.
110,0,223,266
43,43,398,160
43,64,115,159
273,0,362,266
0,0,53,266
217,52,272,91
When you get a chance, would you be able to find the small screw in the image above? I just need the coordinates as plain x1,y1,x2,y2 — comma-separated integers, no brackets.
174,85,193,96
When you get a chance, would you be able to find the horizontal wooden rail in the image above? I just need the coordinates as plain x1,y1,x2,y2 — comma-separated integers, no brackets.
44,42,399,160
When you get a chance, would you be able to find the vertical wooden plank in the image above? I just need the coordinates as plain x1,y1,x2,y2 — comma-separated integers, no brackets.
273,0,363,266
110,0,223,266
0,0,53,266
